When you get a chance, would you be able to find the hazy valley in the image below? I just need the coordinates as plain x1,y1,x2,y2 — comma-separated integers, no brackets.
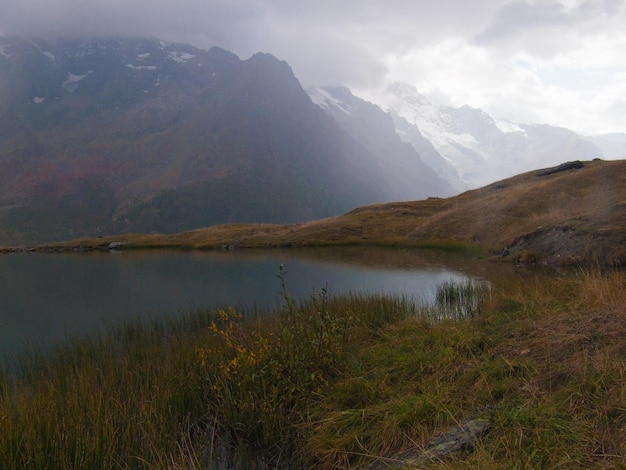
1,35,624,247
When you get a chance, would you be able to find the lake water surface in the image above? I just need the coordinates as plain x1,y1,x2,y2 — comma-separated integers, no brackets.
0,246,511,361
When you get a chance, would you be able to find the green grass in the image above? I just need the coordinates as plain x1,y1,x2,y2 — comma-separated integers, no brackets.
427,278,492,321
1,269,625,468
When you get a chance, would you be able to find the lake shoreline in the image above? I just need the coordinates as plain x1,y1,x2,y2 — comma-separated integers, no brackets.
2,269,625,467
2,246,499,362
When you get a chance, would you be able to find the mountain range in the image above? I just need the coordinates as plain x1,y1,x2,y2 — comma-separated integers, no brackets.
0,35,624,245
0,35,455,245
312,83,617,190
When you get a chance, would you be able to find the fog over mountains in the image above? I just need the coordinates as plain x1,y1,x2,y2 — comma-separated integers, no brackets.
307,86,455,198
0,35,624,245
310,83,614,190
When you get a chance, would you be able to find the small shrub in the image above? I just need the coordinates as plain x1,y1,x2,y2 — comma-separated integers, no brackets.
196,265,365,466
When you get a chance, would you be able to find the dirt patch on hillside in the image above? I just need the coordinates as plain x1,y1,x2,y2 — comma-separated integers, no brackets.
505,224,626,267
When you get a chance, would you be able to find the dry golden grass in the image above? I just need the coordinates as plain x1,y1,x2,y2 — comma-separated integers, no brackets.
304,269,626,468
38,159,626,266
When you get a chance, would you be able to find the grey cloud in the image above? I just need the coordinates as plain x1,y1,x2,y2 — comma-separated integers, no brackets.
0,0,393,87
475,0,569,43
0,0,505,88
473,0,626,57
0,1,261,44
472,0,579,59
2,0,624,134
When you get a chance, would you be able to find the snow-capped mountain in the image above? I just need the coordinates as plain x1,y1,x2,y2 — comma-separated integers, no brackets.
383,83,604,189
389,112,467,192
307,86,456,199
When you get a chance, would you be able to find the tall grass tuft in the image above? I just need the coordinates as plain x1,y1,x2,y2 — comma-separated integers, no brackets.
422,278,492,322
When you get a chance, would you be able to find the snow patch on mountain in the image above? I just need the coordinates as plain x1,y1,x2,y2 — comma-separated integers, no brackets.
307,87,352,114
29,41,56,60
62,71,92,93
495,119,526,134
125,64,157,71
167,51,196,63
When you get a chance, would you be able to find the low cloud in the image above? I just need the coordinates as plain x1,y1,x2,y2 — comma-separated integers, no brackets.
1,0,625,133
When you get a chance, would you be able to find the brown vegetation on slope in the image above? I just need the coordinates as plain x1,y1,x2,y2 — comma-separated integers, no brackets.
28,159,626,266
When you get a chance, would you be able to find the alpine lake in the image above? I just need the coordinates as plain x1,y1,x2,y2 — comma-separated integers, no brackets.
0,246,522,365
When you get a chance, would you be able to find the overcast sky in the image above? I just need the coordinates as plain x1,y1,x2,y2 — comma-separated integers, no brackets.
1,0,625,135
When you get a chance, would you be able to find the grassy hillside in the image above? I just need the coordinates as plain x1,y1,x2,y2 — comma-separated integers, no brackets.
34,159,626,267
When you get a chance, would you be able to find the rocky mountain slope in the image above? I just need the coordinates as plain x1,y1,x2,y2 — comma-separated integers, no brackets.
0,36,453,245
307,86,455,198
